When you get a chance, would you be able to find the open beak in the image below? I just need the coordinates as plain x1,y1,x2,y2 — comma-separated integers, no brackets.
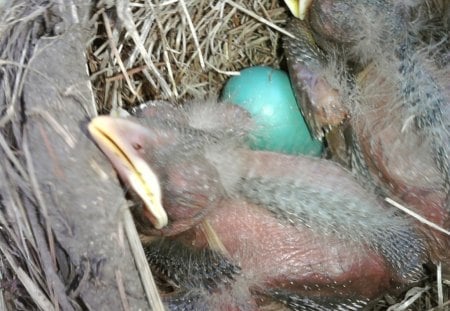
88,116,168,229
284,0,313,20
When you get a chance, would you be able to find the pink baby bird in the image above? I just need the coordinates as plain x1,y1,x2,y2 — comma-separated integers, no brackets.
89,100,430,310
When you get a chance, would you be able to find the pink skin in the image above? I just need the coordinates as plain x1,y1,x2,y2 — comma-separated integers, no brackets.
190,201,392,300
288,59,347,137
288,60,449,265
89,109,428,308
353,66,449,262
156,150,409,307
285,1,449,264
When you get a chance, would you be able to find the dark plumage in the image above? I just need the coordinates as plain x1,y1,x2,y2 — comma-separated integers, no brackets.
89,100,430,310
283,0,449,268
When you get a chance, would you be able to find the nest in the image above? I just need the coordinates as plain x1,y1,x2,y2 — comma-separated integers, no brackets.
0,0,448,310
89,0,288,110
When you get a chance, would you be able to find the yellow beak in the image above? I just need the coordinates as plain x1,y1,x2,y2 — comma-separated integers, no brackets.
284,0,313,20
88,116,168,229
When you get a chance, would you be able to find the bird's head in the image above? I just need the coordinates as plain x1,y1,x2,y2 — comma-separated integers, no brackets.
88,101,253,235
88,116,170,230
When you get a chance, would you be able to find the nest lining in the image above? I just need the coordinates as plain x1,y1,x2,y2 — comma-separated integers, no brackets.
0,0,448,310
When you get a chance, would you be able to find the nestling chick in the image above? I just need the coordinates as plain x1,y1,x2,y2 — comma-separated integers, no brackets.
89,100,429,310
283,0,449,267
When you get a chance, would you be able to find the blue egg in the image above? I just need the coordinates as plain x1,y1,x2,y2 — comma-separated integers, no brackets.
221,66,323,156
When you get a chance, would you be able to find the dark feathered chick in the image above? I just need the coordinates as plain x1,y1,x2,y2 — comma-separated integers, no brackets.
283,0,449,267
89,100,429,310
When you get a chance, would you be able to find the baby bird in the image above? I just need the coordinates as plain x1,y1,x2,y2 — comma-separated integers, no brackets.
89,100,429,310
283,0,449,265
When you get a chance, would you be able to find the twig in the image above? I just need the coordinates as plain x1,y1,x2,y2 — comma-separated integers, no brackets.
105,65,148,82
116,0,173,98
122,206,165,311
0,240,55,311
102,11,139,98
385,197,450,236
0,134,29,180
179,0,205,69
387,286,430,311
225,0,295,39
427,300,450,311
0,260,6,311
146,0,179,97
437,262,444,308
201,220,230,256
115,270,131,311
0,33,30,127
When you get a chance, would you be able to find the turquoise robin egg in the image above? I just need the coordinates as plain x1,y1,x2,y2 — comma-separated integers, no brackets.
221,66,323,156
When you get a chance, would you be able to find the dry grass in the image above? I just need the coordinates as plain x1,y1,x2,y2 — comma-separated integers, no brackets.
0,0,448,310
89,0,289,112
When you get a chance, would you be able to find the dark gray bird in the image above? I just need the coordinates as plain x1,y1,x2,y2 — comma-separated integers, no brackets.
283,0,450,269
89,100,429,310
